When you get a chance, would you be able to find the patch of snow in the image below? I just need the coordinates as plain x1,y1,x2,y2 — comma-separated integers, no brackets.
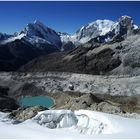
58,32,72,43
0,33,26,45
25,36,52,46
0,16,138,48
134,24,139,29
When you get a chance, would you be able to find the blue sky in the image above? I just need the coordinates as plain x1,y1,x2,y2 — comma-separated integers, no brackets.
0,1,140,34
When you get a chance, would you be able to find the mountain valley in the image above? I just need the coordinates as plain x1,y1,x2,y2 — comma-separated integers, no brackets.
1,15,140,139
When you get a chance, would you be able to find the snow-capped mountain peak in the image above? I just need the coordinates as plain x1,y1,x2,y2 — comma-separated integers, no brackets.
33,20,44,25
20,20,62,48
85,19,116,35
72,15,137,44
72,19,117,44
0,15,139,50
23,20,55,38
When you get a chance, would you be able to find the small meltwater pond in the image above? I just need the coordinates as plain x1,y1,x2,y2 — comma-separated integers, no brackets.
20,96,55,108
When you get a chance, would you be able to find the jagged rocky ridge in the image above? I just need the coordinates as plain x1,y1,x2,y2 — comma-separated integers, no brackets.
19,16,140,75
0,15,139,72
72,15,138,44
0,20,75,51
0,21,75,71
20,34,140,75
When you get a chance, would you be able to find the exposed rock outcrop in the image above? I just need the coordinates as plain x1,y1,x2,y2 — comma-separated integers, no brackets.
9,106,48,122
0,86,19,112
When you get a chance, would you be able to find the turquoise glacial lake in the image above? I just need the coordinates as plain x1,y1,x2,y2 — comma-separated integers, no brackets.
20,96,55,108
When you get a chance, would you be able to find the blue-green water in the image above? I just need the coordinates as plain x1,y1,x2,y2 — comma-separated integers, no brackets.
20,96,55,108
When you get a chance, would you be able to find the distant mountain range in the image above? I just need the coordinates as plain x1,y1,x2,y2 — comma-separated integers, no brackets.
0,15,139,72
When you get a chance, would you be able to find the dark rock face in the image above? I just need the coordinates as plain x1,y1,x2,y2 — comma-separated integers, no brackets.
86,48,121,74
0,38,59,71
133,28,140,35
0,86,9,97
20,44,121,75
62,41,75,51
0,97,19,112
9,106,48,122
13,83,47,99
0,86,19,112
118,16,134,35
0,33,12,42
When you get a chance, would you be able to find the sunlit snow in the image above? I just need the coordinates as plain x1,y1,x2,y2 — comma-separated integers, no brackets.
0,110,140,139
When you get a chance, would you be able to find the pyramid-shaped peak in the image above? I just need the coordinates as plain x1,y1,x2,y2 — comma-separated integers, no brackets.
33,20,45,26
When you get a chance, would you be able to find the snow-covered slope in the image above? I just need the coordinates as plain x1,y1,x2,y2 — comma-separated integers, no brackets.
0,110,140,139
0,15,138,48
21,20,62,49
0,33,13,43
72,15,138,44
58,32,75,51
58,32,72,43
0,20,62,50
72,19,117,43
0,20,75,51
0,33,26,45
